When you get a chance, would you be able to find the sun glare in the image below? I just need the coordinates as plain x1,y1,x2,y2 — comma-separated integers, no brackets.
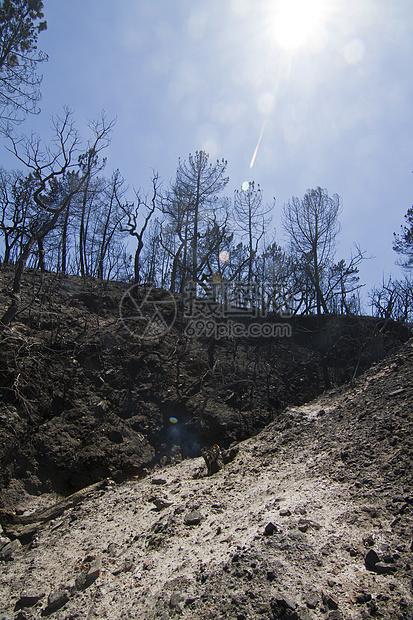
272,0,329,51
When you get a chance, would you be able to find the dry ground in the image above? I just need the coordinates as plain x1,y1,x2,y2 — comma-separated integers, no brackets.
0,339,412,619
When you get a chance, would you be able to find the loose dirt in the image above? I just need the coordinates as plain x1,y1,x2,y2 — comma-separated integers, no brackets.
1,339,412,619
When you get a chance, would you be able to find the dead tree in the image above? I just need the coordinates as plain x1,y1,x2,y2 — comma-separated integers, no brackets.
1,108,114,326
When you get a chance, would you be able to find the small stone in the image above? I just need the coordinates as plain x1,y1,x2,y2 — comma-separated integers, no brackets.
255,603,271,614
367,600,378,614
122,558,134,572
306,594,319,609
150,497,173,511
264,522,277,536
17,589,44,608
374,562,397,575
363,534,375,547
279,509,291,517
365,549,380,570
75,572,89,591
271,595,297,614
355,592,372,604
323,592,339,610
184,510,202,525
44,589,70,614
151,478,167,485
293,506,307,515
88,557,102,578
0,539,21,561
107,542,119,557
169,592,183,608
328,612,343,620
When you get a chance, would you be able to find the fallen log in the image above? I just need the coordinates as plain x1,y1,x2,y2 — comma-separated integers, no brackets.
0,478,111,540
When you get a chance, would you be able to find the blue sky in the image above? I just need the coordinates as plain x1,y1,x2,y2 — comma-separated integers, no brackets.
2,0,413,300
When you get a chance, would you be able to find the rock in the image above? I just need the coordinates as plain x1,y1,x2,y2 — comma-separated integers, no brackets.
0,539,21,561
150,497,173,511
327,612,343,620
271,595,298,620
16,589,45,608
298,517,321,531
354,592,372,604
264,522,278,536
106,542,120,557
184,510,203,526
367,599,379,615
93,400,109,418
169,592,183,608
322,592,339,610
43,589,70,615
123,558,134,572
151,478,167,485
222,445,239,464
75,571,89,591
255,603,271,614
306,593,319,609
75,557,102,589
294,506,307,515
88,557,102,578
365,549,380,570
374,562,397,575
112,558,134,576
279,509,291,517
365,549,397,574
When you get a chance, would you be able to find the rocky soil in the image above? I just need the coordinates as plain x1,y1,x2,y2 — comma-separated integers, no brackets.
0,338,413,619
0,267,410,505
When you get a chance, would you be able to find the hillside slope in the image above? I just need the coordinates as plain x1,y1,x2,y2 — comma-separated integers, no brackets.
0,268,409,505
0,339,412,619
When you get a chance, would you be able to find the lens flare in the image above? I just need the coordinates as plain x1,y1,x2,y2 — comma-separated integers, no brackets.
250,116,268,168
219,250,230,263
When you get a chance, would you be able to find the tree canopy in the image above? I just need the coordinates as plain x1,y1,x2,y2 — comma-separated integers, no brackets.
393,205,413,270
0,0,47,132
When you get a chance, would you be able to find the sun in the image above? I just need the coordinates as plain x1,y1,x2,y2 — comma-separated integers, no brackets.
271,0,330,51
